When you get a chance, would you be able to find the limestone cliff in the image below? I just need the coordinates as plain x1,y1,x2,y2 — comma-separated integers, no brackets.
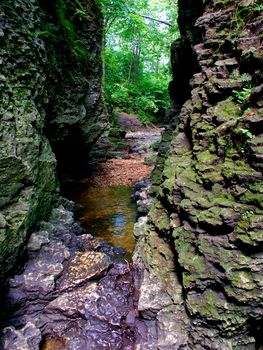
135,0,263,349
0,0,107,282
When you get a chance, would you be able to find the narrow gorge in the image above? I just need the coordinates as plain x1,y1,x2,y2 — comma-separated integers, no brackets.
0,0,262,349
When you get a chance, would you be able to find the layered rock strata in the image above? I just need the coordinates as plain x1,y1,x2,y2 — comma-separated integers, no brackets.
135,0,263,349
0,0,106,281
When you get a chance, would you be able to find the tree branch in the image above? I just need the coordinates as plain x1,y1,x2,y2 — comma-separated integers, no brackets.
104,15,119,34
132,13,172,26
104,11,172,33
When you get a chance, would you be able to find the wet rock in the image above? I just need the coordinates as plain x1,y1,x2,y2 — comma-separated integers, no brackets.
1,207,136,350
250,84,263,105
134,216,148,239
2,322,41,350
23,261,64,294
138,271,173,318
42,338,67,350
157,305,189,350
27,231,50,252
59,252,111,290
132,180,153,217
45,283,101,320
215,58,238,67
126,129,162,156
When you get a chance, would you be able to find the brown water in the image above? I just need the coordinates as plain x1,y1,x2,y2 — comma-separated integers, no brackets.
67,184,137,255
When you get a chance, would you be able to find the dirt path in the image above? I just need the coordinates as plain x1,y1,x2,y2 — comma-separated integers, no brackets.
85,156,155,187
87,113,162,187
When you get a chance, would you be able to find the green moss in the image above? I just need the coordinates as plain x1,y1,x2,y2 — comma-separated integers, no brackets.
148,200,171,231
187,289,222,320
200,291,222,319
197,167,224,184
228,271,254,290
195,207,223,226
173,228,207,280
211,100,241,124
162,155,181,179
234,213,263,247
196,150,218,165
221,160,261,182
241,191,263,208
144,155,157,165
248,182,263,193
161,177,176,194
214,0,233,5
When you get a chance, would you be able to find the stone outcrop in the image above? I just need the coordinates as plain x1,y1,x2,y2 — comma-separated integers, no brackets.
0,0,107,281
135,0,263,349
1,206,136,349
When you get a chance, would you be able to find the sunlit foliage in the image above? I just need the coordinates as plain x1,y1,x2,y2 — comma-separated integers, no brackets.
101,0,179,123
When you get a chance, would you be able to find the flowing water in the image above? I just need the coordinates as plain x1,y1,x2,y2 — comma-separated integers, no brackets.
66,184,137,256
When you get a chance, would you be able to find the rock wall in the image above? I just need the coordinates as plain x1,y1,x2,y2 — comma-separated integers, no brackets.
135,0,263,349
0,0,107,282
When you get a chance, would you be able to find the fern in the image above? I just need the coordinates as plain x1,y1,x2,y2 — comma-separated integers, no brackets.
233,86,251,105
239,73,252,83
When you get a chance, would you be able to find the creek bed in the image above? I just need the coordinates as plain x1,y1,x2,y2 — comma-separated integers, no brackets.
65,184,137,257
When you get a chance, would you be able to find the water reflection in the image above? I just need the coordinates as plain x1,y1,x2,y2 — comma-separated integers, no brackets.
67,185,137,255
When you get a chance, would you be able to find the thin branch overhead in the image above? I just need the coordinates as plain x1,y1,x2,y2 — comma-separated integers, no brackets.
136,14,172,26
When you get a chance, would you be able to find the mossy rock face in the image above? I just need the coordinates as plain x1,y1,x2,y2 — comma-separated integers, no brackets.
210,100,241,124
148,200,171,232
144,154,157,166
0,0,105,281
136,0,263,348
231,213,263,249
0,157,27,208
187,288,249,331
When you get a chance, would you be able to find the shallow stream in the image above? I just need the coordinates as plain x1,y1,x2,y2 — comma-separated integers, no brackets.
65,184,137,256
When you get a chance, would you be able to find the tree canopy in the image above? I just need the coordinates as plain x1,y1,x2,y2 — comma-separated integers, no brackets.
101,0,179,123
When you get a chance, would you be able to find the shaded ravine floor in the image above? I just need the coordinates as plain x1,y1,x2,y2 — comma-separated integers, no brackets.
0,116,161,349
